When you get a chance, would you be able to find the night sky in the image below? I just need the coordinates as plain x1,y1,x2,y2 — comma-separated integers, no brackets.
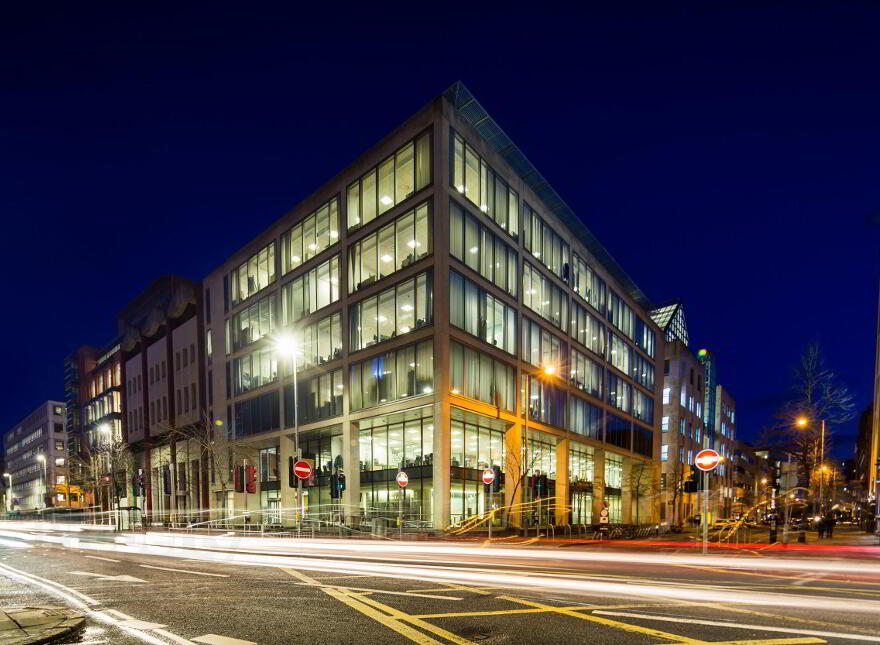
2,3,878,458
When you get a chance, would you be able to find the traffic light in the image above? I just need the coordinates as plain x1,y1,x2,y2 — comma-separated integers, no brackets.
245,465,256,494
288,456,295,488
492,465,501,493
330,473,346,499
234,465,244,493
683,468,700,493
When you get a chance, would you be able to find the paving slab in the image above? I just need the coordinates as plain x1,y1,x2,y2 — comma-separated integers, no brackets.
0,607,84,645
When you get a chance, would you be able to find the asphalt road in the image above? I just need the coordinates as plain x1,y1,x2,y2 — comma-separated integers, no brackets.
2,525,880,645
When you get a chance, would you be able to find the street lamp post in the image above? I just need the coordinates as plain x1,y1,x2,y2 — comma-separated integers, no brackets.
275,334,302,529
3,473,11,513
36,454,47,510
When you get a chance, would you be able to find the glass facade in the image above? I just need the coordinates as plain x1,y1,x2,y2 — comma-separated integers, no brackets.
348,202,431,292
523,262,568,330
450,415,505,524
283,369,343,425
280,255,340,325
568,396,602,439
350,272,432,352
570,302,606,357
232,346,278,395
300,311,343,368
281,198,340,274
570,348,603,399
349,340,434,411
229,293,277,353
359,409,433,522
522,317,566,370
450,270,516,355
347,132,431,230
449,200,517,297
449,341,516,412
571,254,606,315
450,130,518,237
570,444,593,525
231,242,276,305
523,374,566,428
523,203,569,281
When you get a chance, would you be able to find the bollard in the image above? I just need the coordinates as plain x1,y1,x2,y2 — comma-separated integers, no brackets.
797,530,807,544
768,529,777,544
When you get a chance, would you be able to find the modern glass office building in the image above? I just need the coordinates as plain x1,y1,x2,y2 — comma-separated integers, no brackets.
202,83,664,529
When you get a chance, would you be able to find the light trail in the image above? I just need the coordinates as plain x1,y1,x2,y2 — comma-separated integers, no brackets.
3,527,880,615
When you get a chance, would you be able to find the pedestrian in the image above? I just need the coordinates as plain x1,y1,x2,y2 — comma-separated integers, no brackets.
827,516,836,539
816,517,825,539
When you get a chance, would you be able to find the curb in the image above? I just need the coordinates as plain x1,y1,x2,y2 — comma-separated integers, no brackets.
0,607,85,645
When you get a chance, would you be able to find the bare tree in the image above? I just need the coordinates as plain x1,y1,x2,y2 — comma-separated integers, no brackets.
501,439,543,529
768,343,855,489
626,461,659,525
664,461,688,527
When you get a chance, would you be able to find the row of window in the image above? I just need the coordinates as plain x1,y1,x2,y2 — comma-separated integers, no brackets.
349,340,434,412
350,273,432,352
229,293,277,353
449,200,517,297
522,317,566,371
232,242,276,305
301,312,343,369
450,270,517,356
280,255,341,325
523,262,568,330
284,370,344,425
347,132,431,230
348,203,431,293
571,254,607,316
280,197,340,274
449,340,516,412
523,202,569,281
450,130,519,237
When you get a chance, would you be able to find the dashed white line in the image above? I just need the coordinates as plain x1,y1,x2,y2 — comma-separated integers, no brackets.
139,564,229,577
85,555,120,563
591,610,880,642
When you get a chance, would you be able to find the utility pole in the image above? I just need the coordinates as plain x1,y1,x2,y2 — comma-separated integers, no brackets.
702,469,709,555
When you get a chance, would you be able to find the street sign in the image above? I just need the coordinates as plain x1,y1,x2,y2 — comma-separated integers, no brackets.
293,460,313,480
695,449,721,471
482,468,495,486
396,471,409,487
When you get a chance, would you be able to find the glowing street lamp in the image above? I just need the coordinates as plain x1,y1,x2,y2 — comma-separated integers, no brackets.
36,454,47,509
3,473,11,512
273,332,304,524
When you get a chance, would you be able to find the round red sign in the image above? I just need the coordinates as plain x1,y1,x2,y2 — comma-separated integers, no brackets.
396,471,409,487
293,460,313,479
482,468,495,485
694,449,721,472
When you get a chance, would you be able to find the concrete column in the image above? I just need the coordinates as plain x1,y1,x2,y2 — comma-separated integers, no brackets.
555,438,569,527
432,398,450,530
341,419,360,527
622,456,633,524
592,447,605,522
504,421,523,528
279,433,296,525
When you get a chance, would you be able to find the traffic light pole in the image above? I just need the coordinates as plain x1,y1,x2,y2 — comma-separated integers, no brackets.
702,469,709,555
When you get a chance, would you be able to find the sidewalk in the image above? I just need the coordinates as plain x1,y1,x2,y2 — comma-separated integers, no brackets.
0,607,84,645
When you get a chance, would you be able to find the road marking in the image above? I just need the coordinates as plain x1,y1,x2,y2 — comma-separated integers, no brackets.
70,571,148,583
498,595,707,643
283,568,472,645
348,592,476,645
592,611,880,642
153,628,198,645
406,582,494,595
0,562,195,645
85,555,120,563
139,564,229,577
118,619,168,630
792,573,826,586
414,603,668,619
712,636,828,645
289,581,462,600
192,635,257,645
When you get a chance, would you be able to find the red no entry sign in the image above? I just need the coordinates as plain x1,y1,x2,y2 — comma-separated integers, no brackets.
396,471,409,487
293,460,313,479
694,449,721,471
482,468,495,486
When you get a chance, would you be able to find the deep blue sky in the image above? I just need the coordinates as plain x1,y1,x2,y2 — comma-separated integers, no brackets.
2,3,878,457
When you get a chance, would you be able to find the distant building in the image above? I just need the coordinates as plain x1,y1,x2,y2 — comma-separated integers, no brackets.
655,338,705,524
3,401,69,511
